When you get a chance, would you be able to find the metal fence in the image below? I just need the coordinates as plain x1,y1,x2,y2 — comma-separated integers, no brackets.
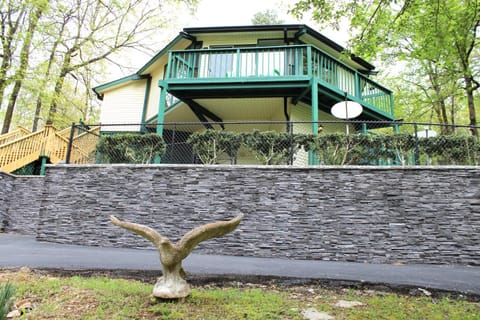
66,121,480,166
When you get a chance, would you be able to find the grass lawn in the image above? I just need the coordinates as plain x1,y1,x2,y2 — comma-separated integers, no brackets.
1,268,479,319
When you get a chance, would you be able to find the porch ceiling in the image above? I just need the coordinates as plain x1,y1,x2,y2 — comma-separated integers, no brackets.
165,97,284,122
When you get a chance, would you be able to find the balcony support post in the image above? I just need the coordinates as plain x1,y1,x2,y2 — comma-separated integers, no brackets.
354,72,360,99
311,79,319,134
310,78,319,165
157,81,168,135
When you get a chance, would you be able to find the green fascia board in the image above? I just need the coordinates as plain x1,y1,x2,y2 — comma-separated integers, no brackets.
93,74,150,96
137,33,192,75
93,32,191,99
167,76,311,86
145,115,157,124
164,99,183,114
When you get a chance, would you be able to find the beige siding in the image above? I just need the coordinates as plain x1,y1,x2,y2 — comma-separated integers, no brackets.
290,103,352,166
145,66,165,121
100,80,146,132
196,31,286,47
291,104,311,166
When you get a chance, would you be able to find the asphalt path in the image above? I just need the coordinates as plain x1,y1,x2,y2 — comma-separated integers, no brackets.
1,233,479,295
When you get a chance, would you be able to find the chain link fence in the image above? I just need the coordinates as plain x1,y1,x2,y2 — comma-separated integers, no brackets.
66,121,480,166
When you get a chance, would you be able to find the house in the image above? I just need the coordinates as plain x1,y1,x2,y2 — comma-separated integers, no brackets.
93,25,394,164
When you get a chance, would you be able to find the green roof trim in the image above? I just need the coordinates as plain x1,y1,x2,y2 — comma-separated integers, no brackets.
93,74,150,99
137,33,193,75
93,32,193,100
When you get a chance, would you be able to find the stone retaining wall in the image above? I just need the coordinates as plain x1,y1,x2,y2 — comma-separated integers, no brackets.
0,172,44,234
32,164,480,266
0,172,14,231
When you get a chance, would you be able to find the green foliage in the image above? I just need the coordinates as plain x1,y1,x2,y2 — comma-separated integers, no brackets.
296,133,349,165
251,9,285,25
96,133,166,164
419,135,479,165
296,133,415,165
290,0,479,130
187,129,242,164
186,129,479,166
0,0,200,132
241,130,294,165
0,282,15,320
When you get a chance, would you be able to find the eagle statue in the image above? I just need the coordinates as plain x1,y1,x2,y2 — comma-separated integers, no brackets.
110,214,243,298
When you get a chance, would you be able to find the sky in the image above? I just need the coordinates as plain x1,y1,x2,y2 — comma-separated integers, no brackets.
188,0,299,26
180,0,350,46
106,0,351,80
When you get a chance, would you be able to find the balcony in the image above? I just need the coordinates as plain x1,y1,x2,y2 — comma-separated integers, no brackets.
164,45,394,120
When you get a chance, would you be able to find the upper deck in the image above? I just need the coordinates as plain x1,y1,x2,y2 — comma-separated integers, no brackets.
163,44,394,120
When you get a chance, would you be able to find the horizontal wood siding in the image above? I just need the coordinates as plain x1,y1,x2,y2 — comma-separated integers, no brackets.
100,80,147,132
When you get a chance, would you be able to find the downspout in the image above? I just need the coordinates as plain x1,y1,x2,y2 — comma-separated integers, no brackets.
283,97,290,132
180,31,197,49
294,27,307,44
140,76,152,133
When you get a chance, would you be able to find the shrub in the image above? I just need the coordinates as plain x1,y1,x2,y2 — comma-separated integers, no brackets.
241,130,294,165
296,133,417,165
419,135,479,165
187,130,242,164
96,133,166,164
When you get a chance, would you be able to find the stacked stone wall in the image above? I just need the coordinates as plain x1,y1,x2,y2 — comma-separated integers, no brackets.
33,165,480,266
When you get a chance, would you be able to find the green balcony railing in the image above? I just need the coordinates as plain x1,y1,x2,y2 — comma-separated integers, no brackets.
167,45,394,118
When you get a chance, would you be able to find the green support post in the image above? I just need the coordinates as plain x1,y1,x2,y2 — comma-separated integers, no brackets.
362,123,367,134
354,73,360,99
155,81,168,164
39,156,48,176
306,46,312,77
157,82,168,135
309,78,319,165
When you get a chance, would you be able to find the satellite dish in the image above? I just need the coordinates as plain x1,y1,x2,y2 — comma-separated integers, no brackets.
331,101,363,119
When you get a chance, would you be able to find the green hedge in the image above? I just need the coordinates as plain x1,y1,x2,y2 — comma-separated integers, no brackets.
187,130,480,165
187,130,242,164
96,133,166,164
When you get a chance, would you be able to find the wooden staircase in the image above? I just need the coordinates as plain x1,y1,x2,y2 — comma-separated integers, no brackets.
0,125,100,173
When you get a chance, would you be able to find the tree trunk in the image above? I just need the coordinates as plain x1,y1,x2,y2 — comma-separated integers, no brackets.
464,75,478,136
33,42,61,131
0,7,26,133
47,57,71,123
1,4,44,133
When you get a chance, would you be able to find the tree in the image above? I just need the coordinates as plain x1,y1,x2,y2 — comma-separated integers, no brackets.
0,1,28,132
46,0,178,125
1,0,47,134
291,0,479,134
0,0,198,133
251,9,284,25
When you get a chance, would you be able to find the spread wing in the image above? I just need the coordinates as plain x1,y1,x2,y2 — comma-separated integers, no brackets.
110,215,169,246
176,215,243,260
